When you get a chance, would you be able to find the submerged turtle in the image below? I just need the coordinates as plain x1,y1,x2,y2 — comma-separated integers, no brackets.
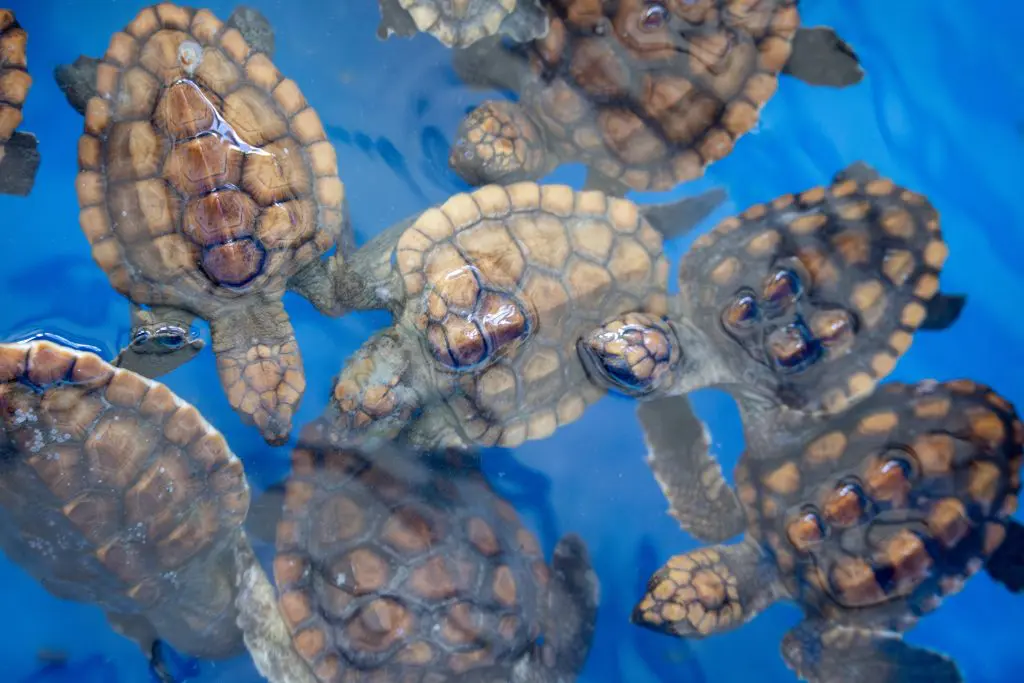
0,339,250,670
631,379,1024,683
578,164,966,489
377,0,549,48
73,3,349,444
321,181,724,449
0,9,40,196
236,419,599,682
449,0,863,195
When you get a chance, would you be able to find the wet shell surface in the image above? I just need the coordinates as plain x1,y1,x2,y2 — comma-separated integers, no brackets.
678,173,948,415
736,379,1023,621
273,423,548,681
0,340,250,658
0,10,31,160
526,0,800,191
398,182,669,446
76,2,343,308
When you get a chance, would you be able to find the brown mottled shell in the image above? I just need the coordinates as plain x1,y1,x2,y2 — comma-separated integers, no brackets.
521,0,799,191
0,10,31,155
0,340,250,658
397,0,519,47
76,3,343,310
678,173,947,416
737,380,1022,621
395,182,670,447
274,421,548,681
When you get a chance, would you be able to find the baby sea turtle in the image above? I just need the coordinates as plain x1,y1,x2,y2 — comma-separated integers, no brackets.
0,9,40,196
0,339,250,669
579,163,966,472
74,3,348,444
235,419,600,682
323,181,724,449
377,0,549,48
449,0,863,195
631,380,1024,683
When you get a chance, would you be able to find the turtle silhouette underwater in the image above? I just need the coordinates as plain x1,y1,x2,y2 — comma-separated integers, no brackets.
318,181,724,449
235,418,600,682
70,2,349,444
0,339,251,673
448,0,864,195
578,163,967,493
0,9,40,196
630,379,1024,683
377,0,549,48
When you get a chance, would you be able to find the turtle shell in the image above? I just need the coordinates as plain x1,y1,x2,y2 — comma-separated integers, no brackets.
735,379,1022,623
274,420,549,681
76,3,344,310
519,0,799,191
677,173,948,416
393,0,521,46
0,10,31,151
0,340,250,658
394,182,670,447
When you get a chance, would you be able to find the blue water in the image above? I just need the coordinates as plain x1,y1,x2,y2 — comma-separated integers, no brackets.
2,1,1024,681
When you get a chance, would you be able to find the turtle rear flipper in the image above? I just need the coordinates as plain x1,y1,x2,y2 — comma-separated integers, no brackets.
54,55,99,116
519,534,599,683
921,293,967,330
985,519,1024,592
639,187,728,240
0,130,40,196
376,0,419,39
781,621,962,683
498,0,549,43
783,27,864,88
637,395,746,543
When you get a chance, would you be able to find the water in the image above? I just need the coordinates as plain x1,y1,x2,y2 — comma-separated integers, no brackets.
1,1,1023,681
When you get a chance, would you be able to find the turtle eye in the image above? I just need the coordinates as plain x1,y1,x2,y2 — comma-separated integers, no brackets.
640,2,669,31
721,289,760,332
131,329,152,347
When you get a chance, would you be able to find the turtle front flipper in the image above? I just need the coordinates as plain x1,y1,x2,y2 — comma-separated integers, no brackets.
583,168,632,198
637,395,746,543
451,35,531,92
498,0,548,44
376,0,421,40
640,187,728,240
632,538,778,638
0,12,39,197
676,171,951,417
112,304,204,379
781,620,962,683
985,519,1024,593
233,534,320,683
782,27,864,88
519,534,600,683
211,300,305,445
450,101,555,186
327,329,424,447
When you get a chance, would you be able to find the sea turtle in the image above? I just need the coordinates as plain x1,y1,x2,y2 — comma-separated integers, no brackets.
235,419,600,682
448,0,864,195
0,339,250,671
630,379,1024,683
377,0,549,48
73,3,349,444
0,9,40,196
321,181,724,449
578,164,967,502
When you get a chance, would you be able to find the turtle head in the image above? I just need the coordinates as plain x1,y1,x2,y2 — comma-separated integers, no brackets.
449,100,551,185
578,312,682,398
631,546,752,639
